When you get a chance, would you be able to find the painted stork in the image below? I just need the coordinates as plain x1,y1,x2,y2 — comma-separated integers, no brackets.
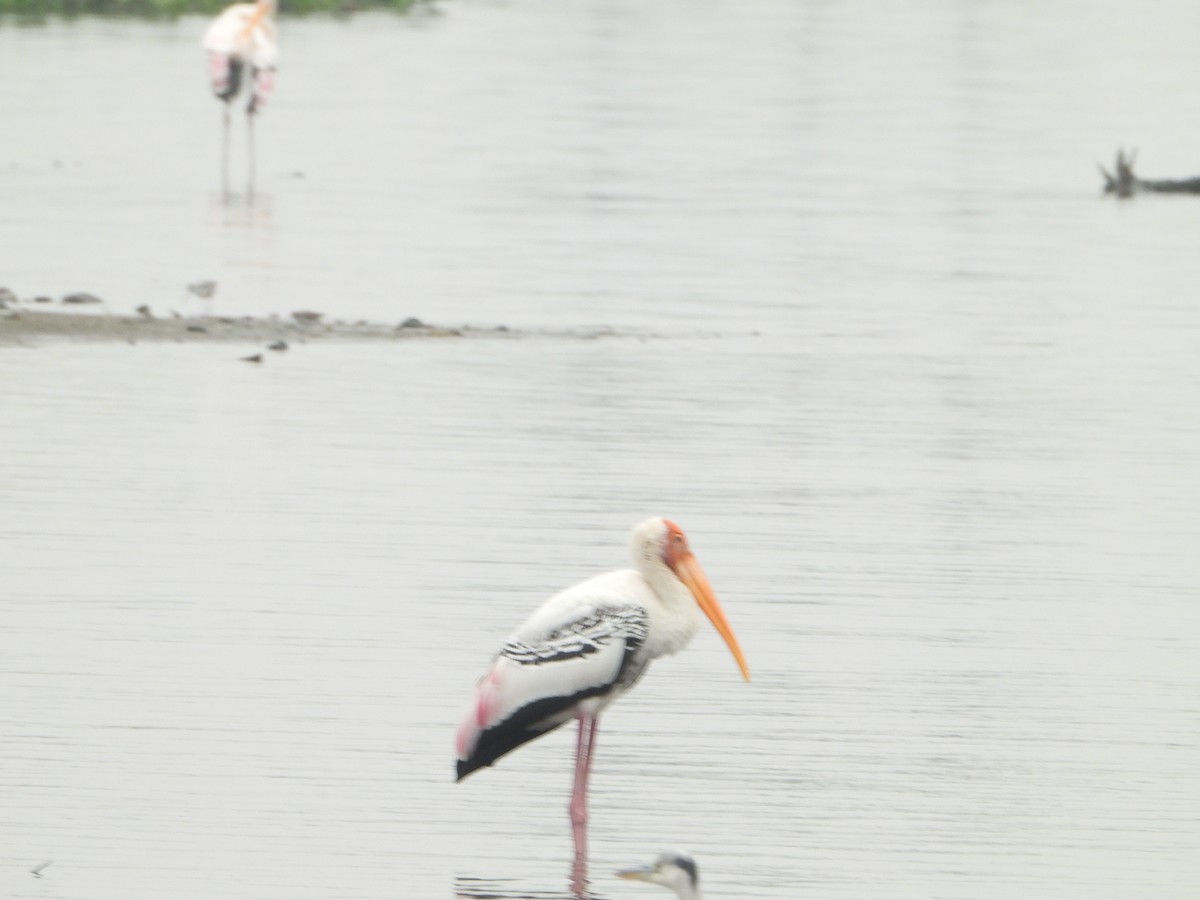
617,851,703,899
455,518,750,895
201,0,278,194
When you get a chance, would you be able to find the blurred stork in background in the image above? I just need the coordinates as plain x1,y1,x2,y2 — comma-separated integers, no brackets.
202,0,278,195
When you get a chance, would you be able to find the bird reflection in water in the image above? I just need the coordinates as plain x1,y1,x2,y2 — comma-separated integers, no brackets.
454,875,615,899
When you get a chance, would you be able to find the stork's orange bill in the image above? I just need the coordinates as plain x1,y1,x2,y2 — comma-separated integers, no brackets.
672,552,750,681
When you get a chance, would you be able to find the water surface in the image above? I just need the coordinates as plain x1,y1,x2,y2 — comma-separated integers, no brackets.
3,2,1200,899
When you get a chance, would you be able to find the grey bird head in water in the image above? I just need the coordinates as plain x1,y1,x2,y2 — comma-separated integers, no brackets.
617,851,701,899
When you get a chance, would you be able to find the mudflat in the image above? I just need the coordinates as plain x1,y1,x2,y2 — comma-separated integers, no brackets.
0,309,529,346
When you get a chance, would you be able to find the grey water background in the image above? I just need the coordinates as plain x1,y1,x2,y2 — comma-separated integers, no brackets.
3,1,1200,898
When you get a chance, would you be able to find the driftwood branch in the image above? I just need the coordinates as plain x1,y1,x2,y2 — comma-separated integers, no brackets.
1099,148,1200,197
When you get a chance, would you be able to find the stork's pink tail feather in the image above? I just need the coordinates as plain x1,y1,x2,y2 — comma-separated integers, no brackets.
251,68,276,112
207,51,234,98
456,668,503,759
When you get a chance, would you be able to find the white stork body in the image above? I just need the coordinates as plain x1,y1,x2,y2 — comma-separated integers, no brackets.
456,518,749,896
202,0,278,193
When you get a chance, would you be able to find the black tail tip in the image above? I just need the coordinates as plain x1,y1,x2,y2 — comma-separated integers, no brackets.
457,756,489,782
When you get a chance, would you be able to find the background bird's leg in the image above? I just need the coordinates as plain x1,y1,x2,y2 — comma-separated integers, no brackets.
246,105,256,197
221,103,231,198
245,69,261,196
569,716,599,898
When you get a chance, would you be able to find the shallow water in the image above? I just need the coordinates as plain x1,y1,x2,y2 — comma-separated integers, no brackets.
3,1,1200,899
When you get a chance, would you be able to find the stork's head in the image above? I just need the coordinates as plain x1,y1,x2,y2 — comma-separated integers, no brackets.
617,850,701,898
631,517,750,681
240,0,276,37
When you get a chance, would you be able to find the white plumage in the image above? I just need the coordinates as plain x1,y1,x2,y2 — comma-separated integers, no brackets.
202,1,278,68
455,571,652,776
456,518,749,893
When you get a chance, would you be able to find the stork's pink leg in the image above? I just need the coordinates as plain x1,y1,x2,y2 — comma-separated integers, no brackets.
569,715,600,897
569,716,593,827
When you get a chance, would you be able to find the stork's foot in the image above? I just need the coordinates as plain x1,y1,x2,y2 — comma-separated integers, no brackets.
570,854,590,899
569,794,589,897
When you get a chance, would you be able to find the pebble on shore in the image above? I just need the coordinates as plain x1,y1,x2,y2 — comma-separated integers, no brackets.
63,292,104,305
